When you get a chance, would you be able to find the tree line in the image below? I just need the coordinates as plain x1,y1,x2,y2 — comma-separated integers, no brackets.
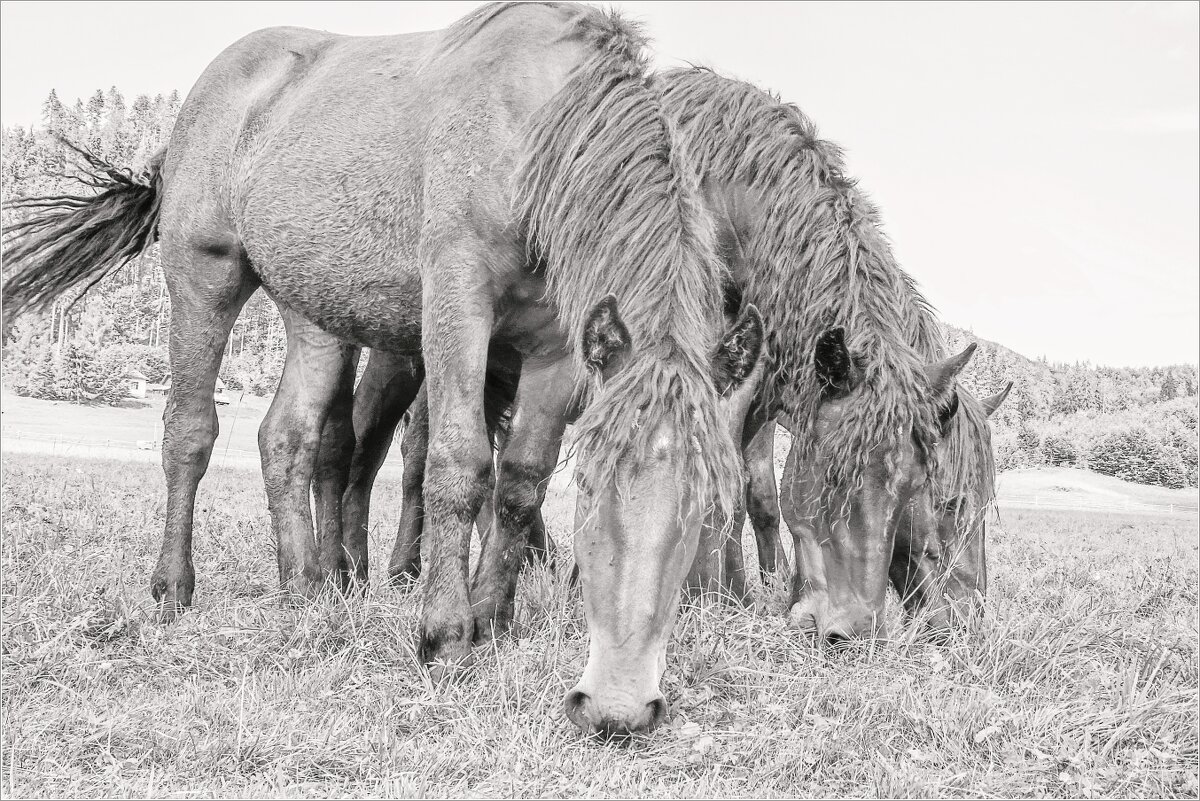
2,88,290,401
2,89,1197,489
946,328,1198,489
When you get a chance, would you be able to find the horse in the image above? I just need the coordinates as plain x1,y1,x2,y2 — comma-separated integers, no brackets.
714,376,1009,627
330,66,992,641
2,2,761,735
650,68,991,640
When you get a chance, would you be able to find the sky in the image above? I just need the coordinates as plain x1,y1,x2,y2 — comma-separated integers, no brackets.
1,1,1197,367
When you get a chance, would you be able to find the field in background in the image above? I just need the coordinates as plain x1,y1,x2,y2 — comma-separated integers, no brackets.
1,451,1197,798
4,389,1195,514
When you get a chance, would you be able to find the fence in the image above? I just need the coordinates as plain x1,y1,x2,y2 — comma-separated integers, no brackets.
0,428,261,464
0,428,406,477
997,492,1196,516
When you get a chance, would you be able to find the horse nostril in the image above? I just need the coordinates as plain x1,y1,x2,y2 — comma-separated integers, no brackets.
564,689,591,730
645,696,668,730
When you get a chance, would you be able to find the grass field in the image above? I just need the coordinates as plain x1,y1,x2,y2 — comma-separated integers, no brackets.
2,451,1197,798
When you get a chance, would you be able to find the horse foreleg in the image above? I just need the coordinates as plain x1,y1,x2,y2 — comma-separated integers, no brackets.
417,279,493,671
389,383,429,585
779,440,827,635
745,421,787,578
152,242,257,621
470,357,572,645
490,425,554,568
341,351,424,585
259,310,356,599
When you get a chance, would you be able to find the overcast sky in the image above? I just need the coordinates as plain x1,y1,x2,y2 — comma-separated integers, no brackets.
2,1,1196,367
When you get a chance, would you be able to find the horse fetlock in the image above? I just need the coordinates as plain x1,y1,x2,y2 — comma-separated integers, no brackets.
470,592,516,646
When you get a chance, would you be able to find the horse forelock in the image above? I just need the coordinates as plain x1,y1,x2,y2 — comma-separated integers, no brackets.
514,10,740,514
660,67,956,506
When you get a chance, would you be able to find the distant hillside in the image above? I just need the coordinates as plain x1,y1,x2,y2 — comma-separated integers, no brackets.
945,325,1198,488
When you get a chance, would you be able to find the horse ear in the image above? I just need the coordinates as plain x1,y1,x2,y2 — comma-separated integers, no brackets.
981,381,1013,417
713,304,765,395
924,343,977,401
581,294,631,376
814,327,856,396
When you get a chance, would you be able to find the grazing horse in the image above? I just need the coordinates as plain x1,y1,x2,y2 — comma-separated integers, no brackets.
2,2,752,732
318,65,994,645
729,377,1010,625
657,68,986,640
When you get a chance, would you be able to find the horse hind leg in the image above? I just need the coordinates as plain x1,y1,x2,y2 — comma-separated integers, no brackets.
340,352,424,587
259,309,357,599
389,383,430,585
152,236,258,620
312,345,361,592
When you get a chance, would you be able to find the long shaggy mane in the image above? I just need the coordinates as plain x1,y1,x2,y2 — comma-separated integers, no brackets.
486,6,741,513
658,67,993,512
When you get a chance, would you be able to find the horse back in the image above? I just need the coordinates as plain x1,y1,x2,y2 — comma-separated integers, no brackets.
160,6,593,351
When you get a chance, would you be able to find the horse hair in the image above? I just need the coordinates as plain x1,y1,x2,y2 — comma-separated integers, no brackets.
2,138,164,322
658,67,993,514
499,6,742,514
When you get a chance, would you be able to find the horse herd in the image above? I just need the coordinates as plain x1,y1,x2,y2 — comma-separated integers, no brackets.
3,2,1014,738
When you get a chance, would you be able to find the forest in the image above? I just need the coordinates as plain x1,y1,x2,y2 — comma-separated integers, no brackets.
2,88,1197,488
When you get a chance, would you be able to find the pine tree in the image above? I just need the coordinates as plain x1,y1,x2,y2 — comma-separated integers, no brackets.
1160,371,1178,402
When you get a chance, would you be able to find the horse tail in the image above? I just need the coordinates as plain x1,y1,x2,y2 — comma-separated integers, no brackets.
2,139,166,322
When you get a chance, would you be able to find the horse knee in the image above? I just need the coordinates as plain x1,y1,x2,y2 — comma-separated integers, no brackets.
747,495,779,532
162,410,218,474
495,461,544,531
424,437,492,519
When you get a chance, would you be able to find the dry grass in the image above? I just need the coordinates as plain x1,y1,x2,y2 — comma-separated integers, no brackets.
2,452,1197,798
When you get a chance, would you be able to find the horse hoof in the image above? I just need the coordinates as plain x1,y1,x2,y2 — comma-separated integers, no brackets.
283,574,325,602
149,571,193,622
417,617,474,672
387,563,421,589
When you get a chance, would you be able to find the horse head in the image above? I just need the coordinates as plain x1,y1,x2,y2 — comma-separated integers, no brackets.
565,296,765,738
784,328,977,642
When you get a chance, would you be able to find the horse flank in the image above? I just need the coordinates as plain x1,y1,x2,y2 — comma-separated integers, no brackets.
658,67,989,509
507,10,740,513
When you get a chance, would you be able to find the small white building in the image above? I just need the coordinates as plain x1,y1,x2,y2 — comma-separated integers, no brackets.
146,376,232,405
124,369,149,399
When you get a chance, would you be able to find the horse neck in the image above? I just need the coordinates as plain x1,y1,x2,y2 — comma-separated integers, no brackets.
733,177,926,418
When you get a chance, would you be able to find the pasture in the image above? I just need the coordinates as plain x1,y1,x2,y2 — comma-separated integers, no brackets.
2,450,1196,798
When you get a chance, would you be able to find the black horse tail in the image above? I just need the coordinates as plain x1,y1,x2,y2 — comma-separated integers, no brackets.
2,139,166,322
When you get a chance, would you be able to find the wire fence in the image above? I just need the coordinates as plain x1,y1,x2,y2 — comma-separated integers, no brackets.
0,427,406,476
0,427,261,463
995,493,1196,516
